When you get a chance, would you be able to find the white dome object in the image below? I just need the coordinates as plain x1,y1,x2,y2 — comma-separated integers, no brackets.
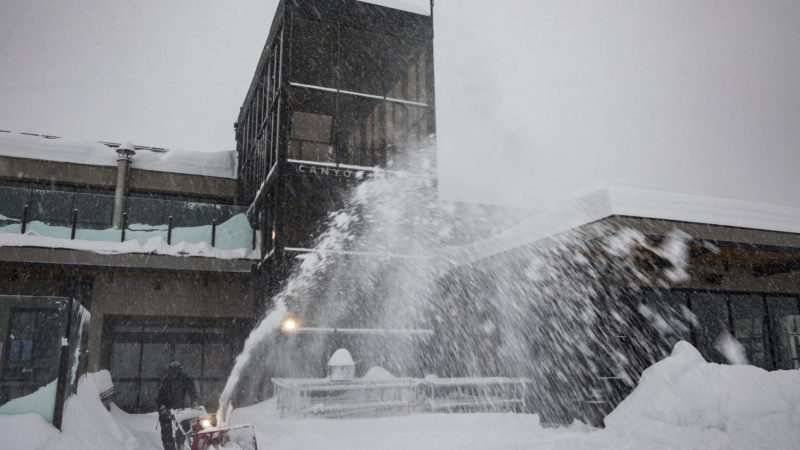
327,348,355,381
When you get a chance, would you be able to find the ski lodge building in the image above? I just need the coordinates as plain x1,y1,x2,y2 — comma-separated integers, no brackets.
0,0,798,426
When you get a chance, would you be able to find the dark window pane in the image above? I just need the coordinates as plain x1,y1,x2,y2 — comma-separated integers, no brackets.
111,343,141,378
198,381,220,408
289,87,337,162
139,381,160,412
29,189,73,226
125,197,167,226
169,201,201,228
75,193,115,229
690,292,729,363
202,343,231,378
175,343,203,379
655,290,693,348
3,308,64,383
113,381,140,412
729,294,770,369
290,16,337,87
141,343,172,378
766,296,800,369
339,25,392,96
337,96,385,166
0,186,28,222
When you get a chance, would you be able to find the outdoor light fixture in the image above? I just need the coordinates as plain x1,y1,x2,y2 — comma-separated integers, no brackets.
200,418,212,429
271,229,276,241
281,318,297,332
115,141,136,161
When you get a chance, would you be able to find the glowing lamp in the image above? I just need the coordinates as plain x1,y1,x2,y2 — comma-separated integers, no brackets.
282,318,297,332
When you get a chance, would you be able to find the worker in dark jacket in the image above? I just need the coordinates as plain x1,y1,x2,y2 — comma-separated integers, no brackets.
156,361,199,450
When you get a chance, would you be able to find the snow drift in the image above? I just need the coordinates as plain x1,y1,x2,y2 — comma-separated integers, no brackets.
2,343,798,449
601,341,800,449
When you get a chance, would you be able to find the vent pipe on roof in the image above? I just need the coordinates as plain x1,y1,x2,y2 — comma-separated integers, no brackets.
112,142,136,229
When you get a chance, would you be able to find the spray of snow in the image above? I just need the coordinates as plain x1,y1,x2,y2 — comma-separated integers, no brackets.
217,138,697,424
714,331,749,365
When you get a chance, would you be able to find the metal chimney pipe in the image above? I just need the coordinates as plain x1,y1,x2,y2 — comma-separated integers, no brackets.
112,142,135,229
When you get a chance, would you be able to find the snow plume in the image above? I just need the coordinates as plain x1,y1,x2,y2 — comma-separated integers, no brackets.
219,137,692,423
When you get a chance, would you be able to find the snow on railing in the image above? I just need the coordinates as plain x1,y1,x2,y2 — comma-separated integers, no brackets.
0,186,256,255
272,376,531,418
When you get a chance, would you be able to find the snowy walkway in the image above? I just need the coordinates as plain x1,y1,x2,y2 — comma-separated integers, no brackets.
2,342,799,449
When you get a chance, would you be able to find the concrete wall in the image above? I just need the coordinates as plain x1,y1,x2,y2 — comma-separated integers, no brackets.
603,216,800,294
0,155,236,201
0,263,256,373
87,271,254,371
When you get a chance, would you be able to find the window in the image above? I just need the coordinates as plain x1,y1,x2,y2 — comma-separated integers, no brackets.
729,294,770,369
104,319,242,412
689,292,729,363
2,309,66,383
766,296,800,369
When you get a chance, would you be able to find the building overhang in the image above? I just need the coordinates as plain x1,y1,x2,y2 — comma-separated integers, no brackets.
0,246,254,275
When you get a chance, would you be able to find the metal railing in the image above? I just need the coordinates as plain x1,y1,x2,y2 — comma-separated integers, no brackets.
0,186,254,250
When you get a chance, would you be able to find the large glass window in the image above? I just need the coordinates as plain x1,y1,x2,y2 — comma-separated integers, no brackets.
0,186,29,233
104,319,243,412
288,87,336,162
290,17,338,88
689,292,729,363
729,294,770,369
0,296,86,428
766,296,800,369
29,189,74,229
74,192,114,230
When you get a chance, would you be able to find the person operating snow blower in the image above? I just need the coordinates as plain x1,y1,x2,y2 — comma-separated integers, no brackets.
157,361,199,450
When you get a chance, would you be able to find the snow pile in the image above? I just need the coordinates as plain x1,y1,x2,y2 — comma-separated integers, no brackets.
0,380,58,422
363,366,396,380
222,342,800,449
0,371,155,450
603,341,800,449
327,348,355,367
3,351,800,449
0,132,236,178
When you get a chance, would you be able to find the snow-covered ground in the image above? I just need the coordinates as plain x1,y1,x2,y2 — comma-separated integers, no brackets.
1,342,798,449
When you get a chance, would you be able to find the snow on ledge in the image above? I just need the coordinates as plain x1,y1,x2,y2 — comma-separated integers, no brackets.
604,186,800,235
437,185,800,271
0,233,259,261
0,132,236,179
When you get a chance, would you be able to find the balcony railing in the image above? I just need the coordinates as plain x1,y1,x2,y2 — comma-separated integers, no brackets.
0,186,254,251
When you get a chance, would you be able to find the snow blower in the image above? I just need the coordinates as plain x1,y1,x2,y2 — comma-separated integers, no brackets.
170,406,258,450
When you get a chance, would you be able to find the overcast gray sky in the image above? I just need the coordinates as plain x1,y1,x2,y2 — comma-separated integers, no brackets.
0,0,274,150
2,1,799,209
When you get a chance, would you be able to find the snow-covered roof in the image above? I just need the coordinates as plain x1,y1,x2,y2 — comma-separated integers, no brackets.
439,186,800,270
0,131,236,179
358,0,430,15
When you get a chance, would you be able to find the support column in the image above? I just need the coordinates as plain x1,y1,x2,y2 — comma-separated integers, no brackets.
112,142,135,229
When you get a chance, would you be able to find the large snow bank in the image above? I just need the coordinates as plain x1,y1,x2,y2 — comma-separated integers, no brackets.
603,341,800,449
4,346,798,449
225,342,800,449
0,379,58,422
0,132,236,178
0,371,156,450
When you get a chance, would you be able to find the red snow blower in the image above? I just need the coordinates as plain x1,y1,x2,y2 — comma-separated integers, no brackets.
169,406,258,450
